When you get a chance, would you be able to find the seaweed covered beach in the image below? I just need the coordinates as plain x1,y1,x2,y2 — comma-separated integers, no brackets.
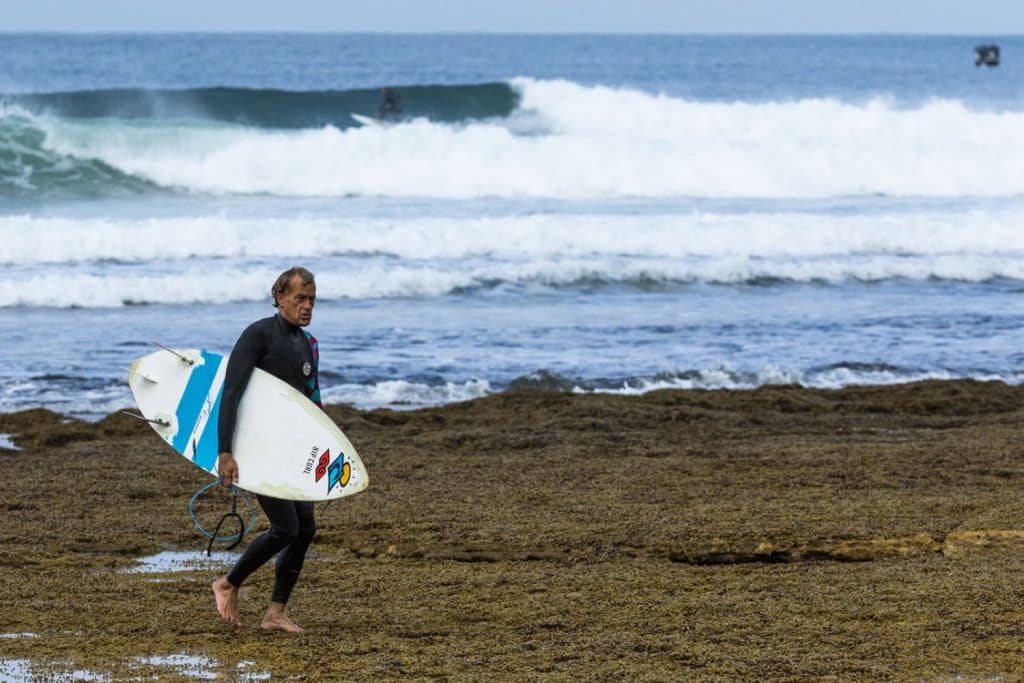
2,380,1024,680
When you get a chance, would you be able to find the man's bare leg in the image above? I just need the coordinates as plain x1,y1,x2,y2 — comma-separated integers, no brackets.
261,601,303,633
212,577,241,626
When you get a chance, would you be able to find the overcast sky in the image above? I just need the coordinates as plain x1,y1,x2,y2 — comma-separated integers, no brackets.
5,0,1023,34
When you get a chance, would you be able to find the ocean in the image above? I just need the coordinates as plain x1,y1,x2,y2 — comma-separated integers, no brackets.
1,33,1022,417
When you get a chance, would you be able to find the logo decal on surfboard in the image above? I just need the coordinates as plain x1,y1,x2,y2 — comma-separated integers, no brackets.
313,448,351,493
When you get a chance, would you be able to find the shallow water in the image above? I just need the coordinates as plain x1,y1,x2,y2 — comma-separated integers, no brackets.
133,655,270,681
0,661,33,683
0,659,106,682
0,654,271,682
125,550,239,573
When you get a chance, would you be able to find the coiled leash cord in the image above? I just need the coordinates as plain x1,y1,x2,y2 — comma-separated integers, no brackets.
188,480,259,556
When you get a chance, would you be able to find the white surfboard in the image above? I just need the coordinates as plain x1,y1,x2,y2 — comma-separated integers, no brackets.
128,348,368,502
351,113,385,127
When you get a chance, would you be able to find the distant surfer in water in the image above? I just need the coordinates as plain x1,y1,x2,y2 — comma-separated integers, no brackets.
377,87,402,121
212,266,322,633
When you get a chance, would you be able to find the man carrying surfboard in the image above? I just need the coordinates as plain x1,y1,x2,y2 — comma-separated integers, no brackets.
212,266,322,633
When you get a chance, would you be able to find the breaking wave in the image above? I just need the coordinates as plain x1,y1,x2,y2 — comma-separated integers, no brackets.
2,205,1023,307
5,83,518,129
5,79,1024,200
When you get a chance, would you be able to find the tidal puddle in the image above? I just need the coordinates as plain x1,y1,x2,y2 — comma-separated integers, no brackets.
132,654,270,680
126,550,239,573
0,659,106,682
0,660,31,682
0,655,270,681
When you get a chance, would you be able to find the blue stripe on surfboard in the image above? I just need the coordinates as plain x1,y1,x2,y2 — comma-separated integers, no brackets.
192,385,223,472
171,351,223,455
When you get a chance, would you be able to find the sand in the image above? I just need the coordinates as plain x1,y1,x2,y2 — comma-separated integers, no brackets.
1,380,1024,680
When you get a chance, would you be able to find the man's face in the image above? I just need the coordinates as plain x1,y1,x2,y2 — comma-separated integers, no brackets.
277,276,316,327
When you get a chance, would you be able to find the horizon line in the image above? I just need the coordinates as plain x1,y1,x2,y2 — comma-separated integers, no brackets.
0,30,1017,37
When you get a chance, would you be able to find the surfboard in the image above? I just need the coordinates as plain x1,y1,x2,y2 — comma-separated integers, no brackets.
351,113,385,127
127,348,368,502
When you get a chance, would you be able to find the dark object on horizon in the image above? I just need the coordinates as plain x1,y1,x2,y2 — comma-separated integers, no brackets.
377,87,402,120
975,44,1000,67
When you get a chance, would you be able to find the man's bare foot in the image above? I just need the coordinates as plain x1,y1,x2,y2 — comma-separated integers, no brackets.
212,577,240,626
261,603,304,633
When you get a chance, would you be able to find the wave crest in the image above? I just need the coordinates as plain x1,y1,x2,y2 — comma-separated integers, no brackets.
8,79,1024,200
5,83,518,129
0,111,161,199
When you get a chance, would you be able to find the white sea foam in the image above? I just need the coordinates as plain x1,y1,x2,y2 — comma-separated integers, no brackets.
0,380,490,417
579,366,991,396
316,368,1019,408
2,208,1024,307
321,379,493,410
31,79,1024,199
3,210,1024,265
1,253,1021,308
4,241,1024,308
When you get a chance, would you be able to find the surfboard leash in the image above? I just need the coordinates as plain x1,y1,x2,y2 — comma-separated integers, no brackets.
188,480,258,556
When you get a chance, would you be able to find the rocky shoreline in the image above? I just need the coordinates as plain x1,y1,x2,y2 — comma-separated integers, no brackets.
2,380,1024,680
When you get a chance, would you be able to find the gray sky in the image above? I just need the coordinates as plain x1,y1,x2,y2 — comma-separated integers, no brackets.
5,0,1023,34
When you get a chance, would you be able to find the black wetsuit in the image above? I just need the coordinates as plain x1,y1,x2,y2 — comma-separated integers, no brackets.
377,90,402,121
219,314,321,604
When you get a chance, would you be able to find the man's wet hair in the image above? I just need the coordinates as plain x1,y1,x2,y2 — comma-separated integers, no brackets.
271,266,316,307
